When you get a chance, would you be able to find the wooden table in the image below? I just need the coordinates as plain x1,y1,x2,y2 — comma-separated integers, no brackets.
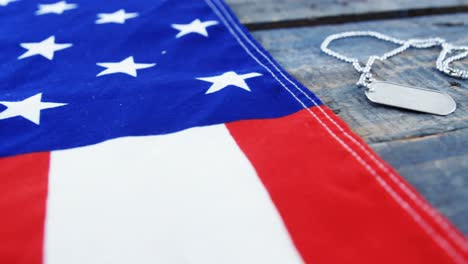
226,0,468,234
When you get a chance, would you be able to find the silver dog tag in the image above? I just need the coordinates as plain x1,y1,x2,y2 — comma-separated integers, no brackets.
365,81,456,115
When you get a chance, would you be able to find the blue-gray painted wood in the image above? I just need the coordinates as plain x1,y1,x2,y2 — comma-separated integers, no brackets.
371,128,468,234
249,14,468,233
227,0,468,24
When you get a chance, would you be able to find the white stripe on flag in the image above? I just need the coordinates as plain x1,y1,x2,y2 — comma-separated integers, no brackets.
44,124,303,264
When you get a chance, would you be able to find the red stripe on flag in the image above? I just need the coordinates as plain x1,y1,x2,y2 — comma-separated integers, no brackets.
226,106,465,264
313,106,467,258
0,152,50,264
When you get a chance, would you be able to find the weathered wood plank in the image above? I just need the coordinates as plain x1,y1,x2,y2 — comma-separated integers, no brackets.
226,0,468,24
251,14,468,143
371,128,468,233
250,13,468,233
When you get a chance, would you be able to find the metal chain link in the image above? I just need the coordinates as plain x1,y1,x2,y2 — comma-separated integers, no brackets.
320,31,468,88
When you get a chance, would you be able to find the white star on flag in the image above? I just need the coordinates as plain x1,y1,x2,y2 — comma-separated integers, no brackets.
18,36,72,60
0,93,66,125
171,19,219,38
36,1,77,15
197,71,262,94
96,56,156,77
96,9,139,24
0,0,18,7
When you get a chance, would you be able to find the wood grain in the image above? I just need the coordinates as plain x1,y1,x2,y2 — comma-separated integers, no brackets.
371,127,468,233
227,0,468,24
249,13,468,233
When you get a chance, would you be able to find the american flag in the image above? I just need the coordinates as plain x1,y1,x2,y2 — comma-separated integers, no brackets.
0,0,466,263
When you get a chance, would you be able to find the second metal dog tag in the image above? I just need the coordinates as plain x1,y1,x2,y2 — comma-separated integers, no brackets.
365,81,456,115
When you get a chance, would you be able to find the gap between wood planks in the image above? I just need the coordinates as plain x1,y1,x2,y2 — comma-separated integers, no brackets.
370,126,468,145
244,5,468,31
